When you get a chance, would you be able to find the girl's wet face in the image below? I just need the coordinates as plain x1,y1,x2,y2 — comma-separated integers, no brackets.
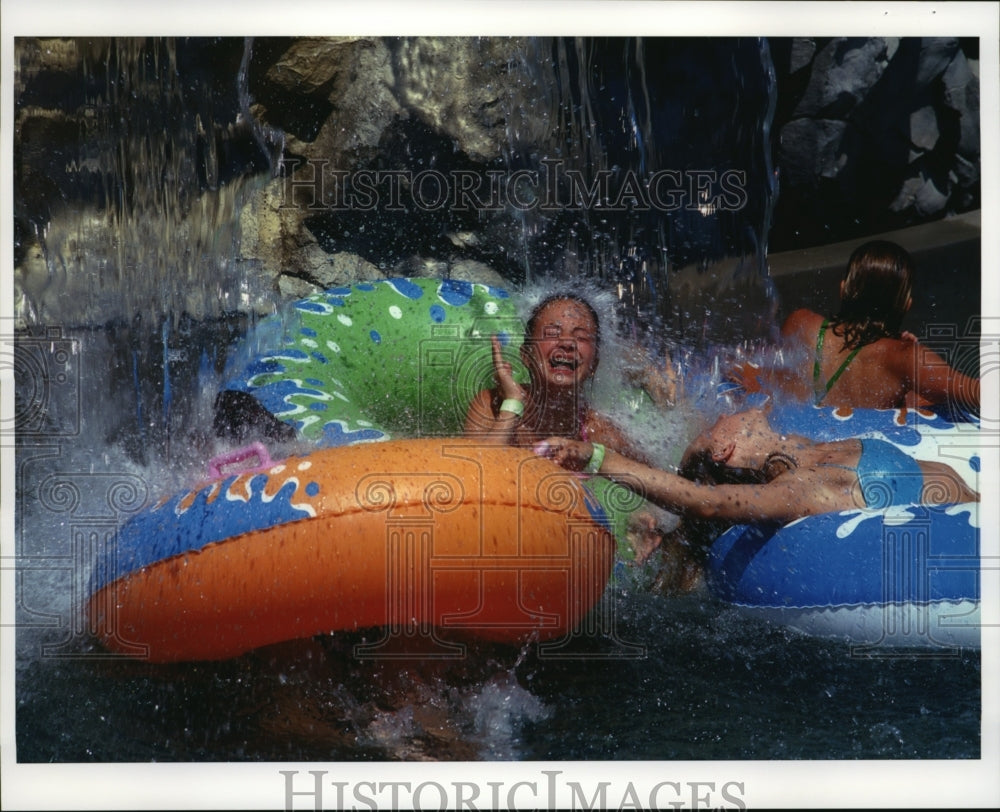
523,299,599,390
695,410,773,471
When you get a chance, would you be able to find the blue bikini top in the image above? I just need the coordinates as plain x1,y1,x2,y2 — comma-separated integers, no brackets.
853,438,924,508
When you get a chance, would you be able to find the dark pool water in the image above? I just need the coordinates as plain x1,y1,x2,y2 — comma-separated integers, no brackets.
16,578,980,764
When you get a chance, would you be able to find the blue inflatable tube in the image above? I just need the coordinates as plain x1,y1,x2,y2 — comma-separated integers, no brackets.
705,405,981,649
707,504,980,648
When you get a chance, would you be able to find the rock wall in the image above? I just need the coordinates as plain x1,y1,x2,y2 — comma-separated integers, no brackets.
12,36,981,327
238,36,553,299
768,36,979,249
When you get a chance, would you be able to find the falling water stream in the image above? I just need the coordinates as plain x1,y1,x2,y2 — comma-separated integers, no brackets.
11,34,981,783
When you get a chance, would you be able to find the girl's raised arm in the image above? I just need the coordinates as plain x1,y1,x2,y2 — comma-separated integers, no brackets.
463,335,527,441
535,438,834,524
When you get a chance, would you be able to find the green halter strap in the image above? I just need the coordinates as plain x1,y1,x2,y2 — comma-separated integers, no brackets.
813,319,862,405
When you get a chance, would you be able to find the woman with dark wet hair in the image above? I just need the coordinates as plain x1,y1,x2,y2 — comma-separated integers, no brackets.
535,408,977,525
747,240,980,411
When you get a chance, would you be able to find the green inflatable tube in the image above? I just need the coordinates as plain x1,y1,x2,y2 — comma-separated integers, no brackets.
220,277,645,553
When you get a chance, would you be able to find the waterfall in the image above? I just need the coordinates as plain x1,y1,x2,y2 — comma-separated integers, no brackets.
26,38,280,329
16,38,289,463
15,36,783,462
496,37,781,354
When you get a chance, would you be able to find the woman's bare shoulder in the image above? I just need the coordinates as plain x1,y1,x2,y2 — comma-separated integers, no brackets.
780,308,823,340
864,335,919,366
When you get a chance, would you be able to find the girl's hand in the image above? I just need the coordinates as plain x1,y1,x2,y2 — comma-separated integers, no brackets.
533,437,594,471
492,335,527,402
641,354,678,407
623,346,678,407
728,360,762,393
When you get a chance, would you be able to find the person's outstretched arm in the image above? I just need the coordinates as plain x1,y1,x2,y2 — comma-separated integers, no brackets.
904,339,980,413
534,437,833,524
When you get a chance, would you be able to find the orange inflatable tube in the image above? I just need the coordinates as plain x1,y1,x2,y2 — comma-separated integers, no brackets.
87,439,615,662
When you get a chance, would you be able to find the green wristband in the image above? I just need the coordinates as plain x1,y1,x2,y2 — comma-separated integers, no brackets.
499,398,524,417
584,442,606,473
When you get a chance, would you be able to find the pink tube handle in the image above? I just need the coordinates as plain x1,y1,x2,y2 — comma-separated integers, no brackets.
207,442,274,478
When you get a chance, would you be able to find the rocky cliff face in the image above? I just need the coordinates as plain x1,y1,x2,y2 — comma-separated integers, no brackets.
12,36,980,327
768,36,979,249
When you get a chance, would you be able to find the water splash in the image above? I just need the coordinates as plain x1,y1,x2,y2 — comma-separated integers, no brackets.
27,38,281,329
469,671,551,759
486,38,782,355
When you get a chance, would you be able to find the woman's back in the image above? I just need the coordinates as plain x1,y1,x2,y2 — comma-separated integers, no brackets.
780,307,979,410
781,308,913,408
